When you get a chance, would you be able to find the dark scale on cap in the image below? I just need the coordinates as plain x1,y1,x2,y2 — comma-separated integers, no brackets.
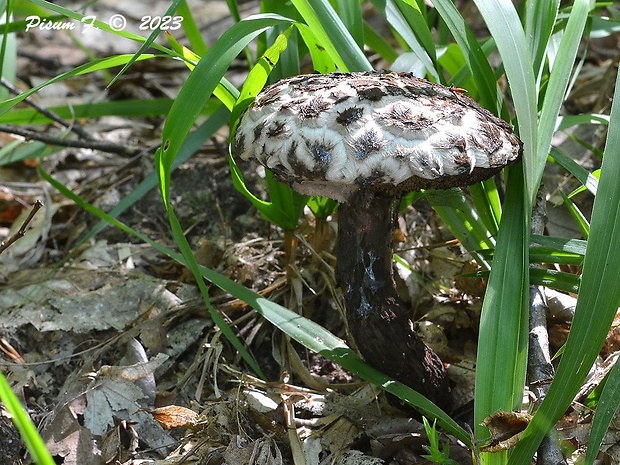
336,107,364,126
451,153,473,173
299,97,331,119
441,104,467,122
355,169,387,188
357,87,386,101
307,140,332,165
255,85,285,108
404,82,440,99
253,120,266,142
353,130,383,159
303,76,335,88
267,120,288,138
471,121,503,153
234,132,246,154
384,85,411,98
382,103,434,131
452,135,467,153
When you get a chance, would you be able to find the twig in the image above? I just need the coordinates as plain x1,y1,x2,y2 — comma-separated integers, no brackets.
0,199,44,255
0,124,137,155
1,76,94,141
528,186,568,465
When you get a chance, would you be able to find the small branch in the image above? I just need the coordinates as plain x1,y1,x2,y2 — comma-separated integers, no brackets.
1,76,94,141
0,200,44,255
0,124,137,155
528,186,567,465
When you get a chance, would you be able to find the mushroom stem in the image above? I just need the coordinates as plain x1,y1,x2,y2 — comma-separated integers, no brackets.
336,189,449,408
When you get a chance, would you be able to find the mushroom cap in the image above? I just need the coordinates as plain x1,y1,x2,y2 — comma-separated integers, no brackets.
234,72,522,201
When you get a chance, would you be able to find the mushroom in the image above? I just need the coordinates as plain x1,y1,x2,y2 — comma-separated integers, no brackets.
234,72,522,407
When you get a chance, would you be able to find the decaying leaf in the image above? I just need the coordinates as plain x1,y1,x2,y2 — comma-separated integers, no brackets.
148,405,199,430
480,410,532,452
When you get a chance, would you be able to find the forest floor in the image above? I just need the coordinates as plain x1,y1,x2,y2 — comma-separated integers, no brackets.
1,1,620,464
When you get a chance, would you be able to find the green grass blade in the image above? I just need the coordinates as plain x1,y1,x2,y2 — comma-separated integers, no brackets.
585,359,620,464
509,66,620,465
157,13,294,206
550,147,599,196
529,247,583,267
432,0,501,113
559,191,590,239
473,163,529,451
230,28,291,125
0,372,55,465
530,234,587,256
178,0,208,56
298,0,372,71
472,0,537,201
0,54,158,116
107,0,187,86
295,23,338,73
394,0,437,63
529,268,580,294
40,171,469,446
72,105,230,256
524,0,560,78
535,0,593,200
370,0,440,81
425,188,495,268
362,21,399,64
0,98,182,124
40,168,267,380
556,114,610,130
469,180,501,236
334,0,364,49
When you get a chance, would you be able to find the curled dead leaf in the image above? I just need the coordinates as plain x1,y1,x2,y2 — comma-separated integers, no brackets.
147,405,199,430
480,411,532,453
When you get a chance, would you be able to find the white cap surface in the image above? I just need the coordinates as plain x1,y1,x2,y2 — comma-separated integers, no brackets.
234,72,522,201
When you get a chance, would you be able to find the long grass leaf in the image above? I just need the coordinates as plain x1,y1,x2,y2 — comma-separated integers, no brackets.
40,169,470,446
304,0,371,71
550,147,599,196
474,163,529,453
509,66,620,465
0,99,180,124
289,0,370,72
535,0,593,201
363,21,399,64
334,0,364,49
432,0,501,113
108,0,187,86
472,0,537,202
530,234,587,256
157,13,294,205
0,54,158,116
394,0,437,63
41,168,266,380
524,0,560,79
295,23,338,73
585,358,620,464
178,0,208,56
370,0,440,81
0,373,56,465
